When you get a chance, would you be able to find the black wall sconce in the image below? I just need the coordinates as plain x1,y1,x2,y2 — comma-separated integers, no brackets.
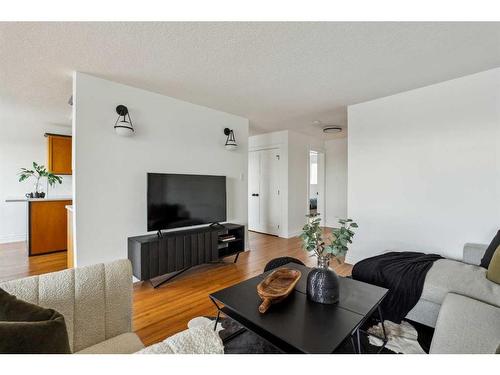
224,128,238,151
114,105,135,137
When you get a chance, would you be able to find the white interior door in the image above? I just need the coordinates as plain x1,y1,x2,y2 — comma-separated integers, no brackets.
248,148,281,235
259,149,281,235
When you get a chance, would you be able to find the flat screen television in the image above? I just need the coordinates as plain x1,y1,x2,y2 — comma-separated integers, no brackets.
147,173,226,231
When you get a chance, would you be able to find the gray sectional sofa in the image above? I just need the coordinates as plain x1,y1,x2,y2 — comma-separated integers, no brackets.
406,243,500,353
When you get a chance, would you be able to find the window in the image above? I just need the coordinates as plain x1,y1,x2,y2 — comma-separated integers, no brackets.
310,153,318,185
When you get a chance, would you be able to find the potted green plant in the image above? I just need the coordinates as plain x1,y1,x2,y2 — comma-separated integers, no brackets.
18,162,63,198
300,215,358,304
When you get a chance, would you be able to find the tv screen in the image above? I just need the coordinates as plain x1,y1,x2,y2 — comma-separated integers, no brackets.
147,173,226,231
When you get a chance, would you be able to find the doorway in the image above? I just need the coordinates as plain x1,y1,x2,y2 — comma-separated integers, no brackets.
248,148,281,235
309,151,325,226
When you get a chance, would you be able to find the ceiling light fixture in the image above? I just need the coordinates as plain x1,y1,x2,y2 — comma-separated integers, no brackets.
322,126,342,134
114,105,135,137
313,120,342,134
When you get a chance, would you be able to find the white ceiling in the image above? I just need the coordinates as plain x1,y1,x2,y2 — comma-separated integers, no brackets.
1,22,500,139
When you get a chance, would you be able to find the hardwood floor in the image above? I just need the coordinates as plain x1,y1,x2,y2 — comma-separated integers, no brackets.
0,231,352,347
0,241,67,283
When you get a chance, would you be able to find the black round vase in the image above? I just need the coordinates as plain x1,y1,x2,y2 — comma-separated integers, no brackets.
306,265,340,304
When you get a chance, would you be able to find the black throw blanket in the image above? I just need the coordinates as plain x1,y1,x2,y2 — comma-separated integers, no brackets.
352,252,443,323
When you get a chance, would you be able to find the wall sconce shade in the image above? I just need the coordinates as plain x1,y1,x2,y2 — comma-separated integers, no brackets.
224,128,237,151
114,105,135,137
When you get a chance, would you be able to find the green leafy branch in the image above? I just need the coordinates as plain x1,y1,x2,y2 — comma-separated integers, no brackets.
18,162,63,191
300,215,358,263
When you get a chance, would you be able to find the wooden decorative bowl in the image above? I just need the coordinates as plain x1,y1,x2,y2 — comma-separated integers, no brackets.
256,268,301,313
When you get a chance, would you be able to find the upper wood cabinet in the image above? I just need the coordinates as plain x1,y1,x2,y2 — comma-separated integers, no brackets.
46,134,72,175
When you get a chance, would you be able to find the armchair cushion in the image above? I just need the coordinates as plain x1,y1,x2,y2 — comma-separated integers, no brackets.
76,333,144,354
0,287,70,354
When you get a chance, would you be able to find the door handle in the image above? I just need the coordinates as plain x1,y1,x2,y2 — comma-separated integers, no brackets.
252,193,259,197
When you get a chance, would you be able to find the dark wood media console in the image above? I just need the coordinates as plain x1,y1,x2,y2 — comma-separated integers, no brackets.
128,223,245,287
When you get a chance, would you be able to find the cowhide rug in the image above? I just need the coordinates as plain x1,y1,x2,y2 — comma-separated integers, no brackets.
367,320,426,354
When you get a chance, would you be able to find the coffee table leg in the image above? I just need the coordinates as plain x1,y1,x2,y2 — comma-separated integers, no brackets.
350,335,357,353
214,310,221,331
378,305,387,342
356,328,362,354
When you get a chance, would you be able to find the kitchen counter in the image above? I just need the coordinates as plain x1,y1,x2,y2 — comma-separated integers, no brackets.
5,196,73,202
5,197,73,256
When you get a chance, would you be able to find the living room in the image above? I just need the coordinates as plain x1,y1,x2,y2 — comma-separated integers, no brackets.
1,1,499,373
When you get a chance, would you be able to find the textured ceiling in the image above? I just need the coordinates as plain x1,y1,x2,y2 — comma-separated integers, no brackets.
1,22,500,139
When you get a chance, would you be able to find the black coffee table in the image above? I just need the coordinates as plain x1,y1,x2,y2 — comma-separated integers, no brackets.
209,263,388,353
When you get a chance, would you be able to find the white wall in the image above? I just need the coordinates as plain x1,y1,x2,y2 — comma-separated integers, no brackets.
0,117,72,243
324,138,348,227
287,131,311,237
347,68,500,264
73,73,249,267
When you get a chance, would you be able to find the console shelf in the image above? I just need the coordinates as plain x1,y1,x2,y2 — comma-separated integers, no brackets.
128,223,245,286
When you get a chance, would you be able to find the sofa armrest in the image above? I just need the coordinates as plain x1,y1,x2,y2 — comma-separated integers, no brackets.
430,293,500,354
462,243,488,265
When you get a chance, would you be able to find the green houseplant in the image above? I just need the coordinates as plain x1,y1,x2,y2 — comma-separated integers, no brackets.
299,215,358,304
18,162,63,198
300,216,358,266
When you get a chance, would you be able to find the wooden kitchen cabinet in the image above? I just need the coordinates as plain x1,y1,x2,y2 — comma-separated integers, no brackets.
29,200,72,255
46,134,72,175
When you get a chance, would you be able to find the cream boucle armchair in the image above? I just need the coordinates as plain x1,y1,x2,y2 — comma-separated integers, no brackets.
0,259,145,354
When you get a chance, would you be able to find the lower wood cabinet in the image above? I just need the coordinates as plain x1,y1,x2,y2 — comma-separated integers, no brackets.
29,200,72,256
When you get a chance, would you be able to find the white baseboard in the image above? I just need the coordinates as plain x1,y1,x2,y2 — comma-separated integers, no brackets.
0,233,26,244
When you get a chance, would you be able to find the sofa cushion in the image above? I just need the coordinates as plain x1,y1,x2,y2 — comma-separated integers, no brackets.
406,298,441,328
480,230,500,268
76,333,144,354
422,259,500,307
430,293,500,354
0,287,70,354
486,245,500,284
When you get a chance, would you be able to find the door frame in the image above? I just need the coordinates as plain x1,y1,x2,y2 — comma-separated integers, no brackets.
308,149,326,226
248,145,284,237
